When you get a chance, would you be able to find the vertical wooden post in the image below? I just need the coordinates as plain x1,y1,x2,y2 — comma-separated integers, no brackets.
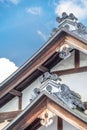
74,49,80,68
18,94,22,110
57,117,63,130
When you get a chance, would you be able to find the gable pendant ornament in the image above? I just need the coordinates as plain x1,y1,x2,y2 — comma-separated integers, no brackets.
38,109,55,127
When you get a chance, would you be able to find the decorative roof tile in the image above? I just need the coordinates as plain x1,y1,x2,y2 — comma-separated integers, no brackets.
31,72,86,113
51,12,87,41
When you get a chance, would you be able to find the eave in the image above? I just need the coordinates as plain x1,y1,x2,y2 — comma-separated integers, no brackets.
3,91,87,130
0,28,87,108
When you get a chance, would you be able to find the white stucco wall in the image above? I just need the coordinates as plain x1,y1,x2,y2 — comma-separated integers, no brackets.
0,78,41,112
60,72,87,101
0,96,18,112
80,51,87,67
51,51,74,71
22,78,41,109
51,51,87,101
63,120,78,130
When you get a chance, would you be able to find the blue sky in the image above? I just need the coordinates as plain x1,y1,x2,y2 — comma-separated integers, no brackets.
0,0,57,67
0,0,87,82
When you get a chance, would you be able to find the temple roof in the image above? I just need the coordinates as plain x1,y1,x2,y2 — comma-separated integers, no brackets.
3,89,87,130
0,12,87,108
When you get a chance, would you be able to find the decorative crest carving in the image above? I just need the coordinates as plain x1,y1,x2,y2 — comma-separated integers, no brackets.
76,22,87,34
53,83,85,111
50,12,87,38
56,12,78,23
39,72,61,84
59,44,72,59
30,72,86,113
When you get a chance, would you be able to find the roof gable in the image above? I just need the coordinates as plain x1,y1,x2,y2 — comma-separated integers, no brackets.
0,12,87,108
3,89,87,130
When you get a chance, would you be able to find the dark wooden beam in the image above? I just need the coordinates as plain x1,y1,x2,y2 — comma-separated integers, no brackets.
18,95,22,110
25,118,41,130
57,117,63,130
38,65,49,72
9,89,22,97
74,50,80,68
6,97,47,130
0,110,22,123
53,66,87,76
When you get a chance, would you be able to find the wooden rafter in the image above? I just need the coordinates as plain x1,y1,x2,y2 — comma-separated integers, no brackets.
0,110,22,123
9,89,22,110
25,118,41,130
9,89,22,97
47,100,87,130
53,66,87,76
38,65,49,72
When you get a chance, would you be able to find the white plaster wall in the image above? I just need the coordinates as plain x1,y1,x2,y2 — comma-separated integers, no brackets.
22,78,41,109
51,51,74,71
63,120,78,130
0,78,41,112
51,51,87,72
60,72,87,101
51,51,87,101
0,97,18,112
80,51,87,67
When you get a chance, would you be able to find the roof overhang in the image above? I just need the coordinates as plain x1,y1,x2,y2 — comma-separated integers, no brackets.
0,28,87,107
3,91,87,130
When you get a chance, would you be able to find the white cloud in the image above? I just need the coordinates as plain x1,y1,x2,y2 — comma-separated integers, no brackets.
37,30,47,41
9,0,20,5
55,0,87,20
0,0,20,5
26,7,42,15
0,58,18,83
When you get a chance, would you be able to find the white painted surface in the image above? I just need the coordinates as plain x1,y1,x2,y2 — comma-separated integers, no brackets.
51,51,87,101
51,51,74,71
60,72,87,101
0,96,18,112
80,51,87,67
63,120,78,130
22,78,41,109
